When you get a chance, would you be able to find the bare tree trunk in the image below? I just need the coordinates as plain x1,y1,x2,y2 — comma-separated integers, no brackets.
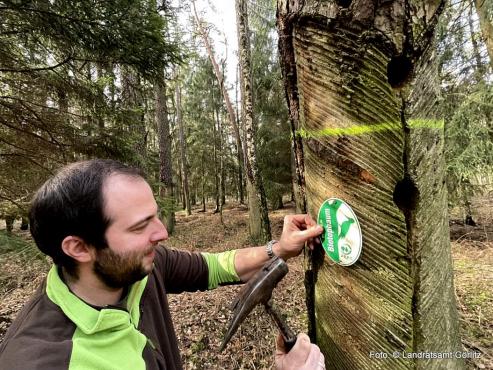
95,63,105,129
211,88,220,214
235,64,245,204
468,3,487,80
176,81,191,216
475,0,493,70
237,0,271,244
155,74,175,233
122,66,147,168
219,113,226,207
201,152,206,212
278,1,463,369
192,0,247,202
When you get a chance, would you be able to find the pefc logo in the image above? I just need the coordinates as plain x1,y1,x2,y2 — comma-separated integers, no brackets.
317,198,362,266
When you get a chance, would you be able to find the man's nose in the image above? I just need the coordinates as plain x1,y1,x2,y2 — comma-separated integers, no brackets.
150,217,168,243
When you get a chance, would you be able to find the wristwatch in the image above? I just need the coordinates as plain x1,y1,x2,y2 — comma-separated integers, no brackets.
266,240,278,259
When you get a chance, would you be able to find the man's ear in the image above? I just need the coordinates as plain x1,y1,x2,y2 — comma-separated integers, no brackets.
61,236,94,263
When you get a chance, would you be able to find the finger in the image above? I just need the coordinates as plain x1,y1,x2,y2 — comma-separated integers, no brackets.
303,344,322,368
295,225,324,240
287,214,311,229
291,333,311,362
303,214,318,228
308,239,314,250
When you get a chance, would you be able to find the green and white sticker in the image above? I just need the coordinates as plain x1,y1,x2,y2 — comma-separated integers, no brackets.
317,198,362,266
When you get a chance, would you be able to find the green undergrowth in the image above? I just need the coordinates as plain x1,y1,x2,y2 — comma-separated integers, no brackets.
0,230,43,259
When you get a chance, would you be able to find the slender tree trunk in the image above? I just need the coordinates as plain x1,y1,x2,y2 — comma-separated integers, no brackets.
219,113,226,207
278,1,463,369
235,64,245,204
237,0,271,244
475,0,493,70
468,3,487,80
176,81,191,216
201,152,206,212
192,0,247,191
155,74,175,233
212,91,220,214
122,66,147,168
95,63,105,129
177,157,184,209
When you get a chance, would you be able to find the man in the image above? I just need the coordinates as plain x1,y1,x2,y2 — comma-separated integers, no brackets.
0,159,325,369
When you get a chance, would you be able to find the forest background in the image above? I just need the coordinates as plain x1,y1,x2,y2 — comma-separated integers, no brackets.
0,0,492,369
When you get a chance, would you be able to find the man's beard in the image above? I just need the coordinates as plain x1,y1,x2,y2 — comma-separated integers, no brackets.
93,245,154,289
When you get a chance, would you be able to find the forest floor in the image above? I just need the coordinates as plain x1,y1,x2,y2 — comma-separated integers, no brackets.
0,199,491,369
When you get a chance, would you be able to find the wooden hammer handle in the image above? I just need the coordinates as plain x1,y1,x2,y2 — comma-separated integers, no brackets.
265,300,297,353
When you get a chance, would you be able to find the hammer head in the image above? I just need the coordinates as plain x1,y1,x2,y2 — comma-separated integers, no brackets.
219,256,288,351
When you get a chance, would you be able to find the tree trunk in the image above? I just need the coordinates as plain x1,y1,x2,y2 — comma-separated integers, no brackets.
475,0,493,70
201,152,206,212
236,0,271,244
5,216,14,234
277,1,464,369
235,64,245,204
155,75,175,233
219,113,226,207
212,91,220,214
122,66,147,168
468,3,487,80
176,81,191,216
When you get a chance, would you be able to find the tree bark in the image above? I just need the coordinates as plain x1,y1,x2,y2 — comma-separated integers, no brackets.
122,66,147,168
235,64,245,204
475,0,493,70
468,3,487,80
219,112,226,207
155,74,175,233
237,0,271,244
212,95,220,214
175,81,191,216
277,1,464,369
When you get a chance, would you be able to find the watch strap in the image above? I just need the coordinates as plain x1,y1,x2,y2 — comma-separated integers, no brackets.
266,240,278,259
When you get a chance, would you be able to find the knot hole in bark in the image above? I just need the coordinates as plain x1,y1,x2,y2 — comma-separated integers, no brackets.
387,55,414,89
336,0,352,8
393,177,419,212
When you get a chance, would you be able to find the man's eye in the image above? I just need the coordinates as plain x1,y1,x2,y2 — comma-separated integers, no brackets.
133,224,147,232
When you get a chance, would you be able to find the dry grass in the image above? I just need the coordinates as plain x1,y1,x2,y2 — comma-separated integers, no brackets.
451,232,493,369
0,200,492,369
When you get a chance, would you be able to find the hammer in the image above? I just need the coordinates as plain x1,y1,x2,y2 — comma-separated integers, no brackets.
220,256,297,352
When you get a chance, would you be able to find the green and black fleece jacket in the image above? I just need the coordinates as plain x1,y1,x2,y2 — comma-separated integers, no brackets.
0,246,240,370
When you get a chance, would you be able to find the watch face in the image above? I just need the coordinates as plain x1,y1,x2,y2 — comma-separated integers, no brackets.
317,198,362,266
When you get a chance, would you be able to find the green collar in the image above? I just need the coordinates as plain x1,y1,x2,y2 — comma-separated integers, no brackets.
46,265,148,334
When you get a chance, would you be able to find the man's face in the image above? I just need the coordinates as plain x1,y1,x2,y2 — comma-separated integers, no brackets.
94,174,168,288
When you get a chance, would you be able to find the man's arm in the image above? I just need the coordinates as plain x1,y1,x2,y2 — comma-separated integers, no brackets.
234,214,323,282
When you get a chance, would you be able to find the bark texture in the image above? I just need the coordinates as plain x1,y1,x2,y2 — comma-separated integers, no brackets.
237,0,271,243
122,66,147,166
175,82,191,216
475,0,493,69
277,0,463,369
155,75,175,233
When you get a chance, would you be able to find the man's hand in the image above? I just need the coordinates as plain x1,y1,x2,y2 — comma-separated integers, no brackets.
274,214,323,260
275,333,325,370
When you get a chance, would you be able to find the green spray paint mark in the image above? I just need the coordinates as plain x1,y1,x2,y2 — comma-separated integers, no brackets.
296,119,444,139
